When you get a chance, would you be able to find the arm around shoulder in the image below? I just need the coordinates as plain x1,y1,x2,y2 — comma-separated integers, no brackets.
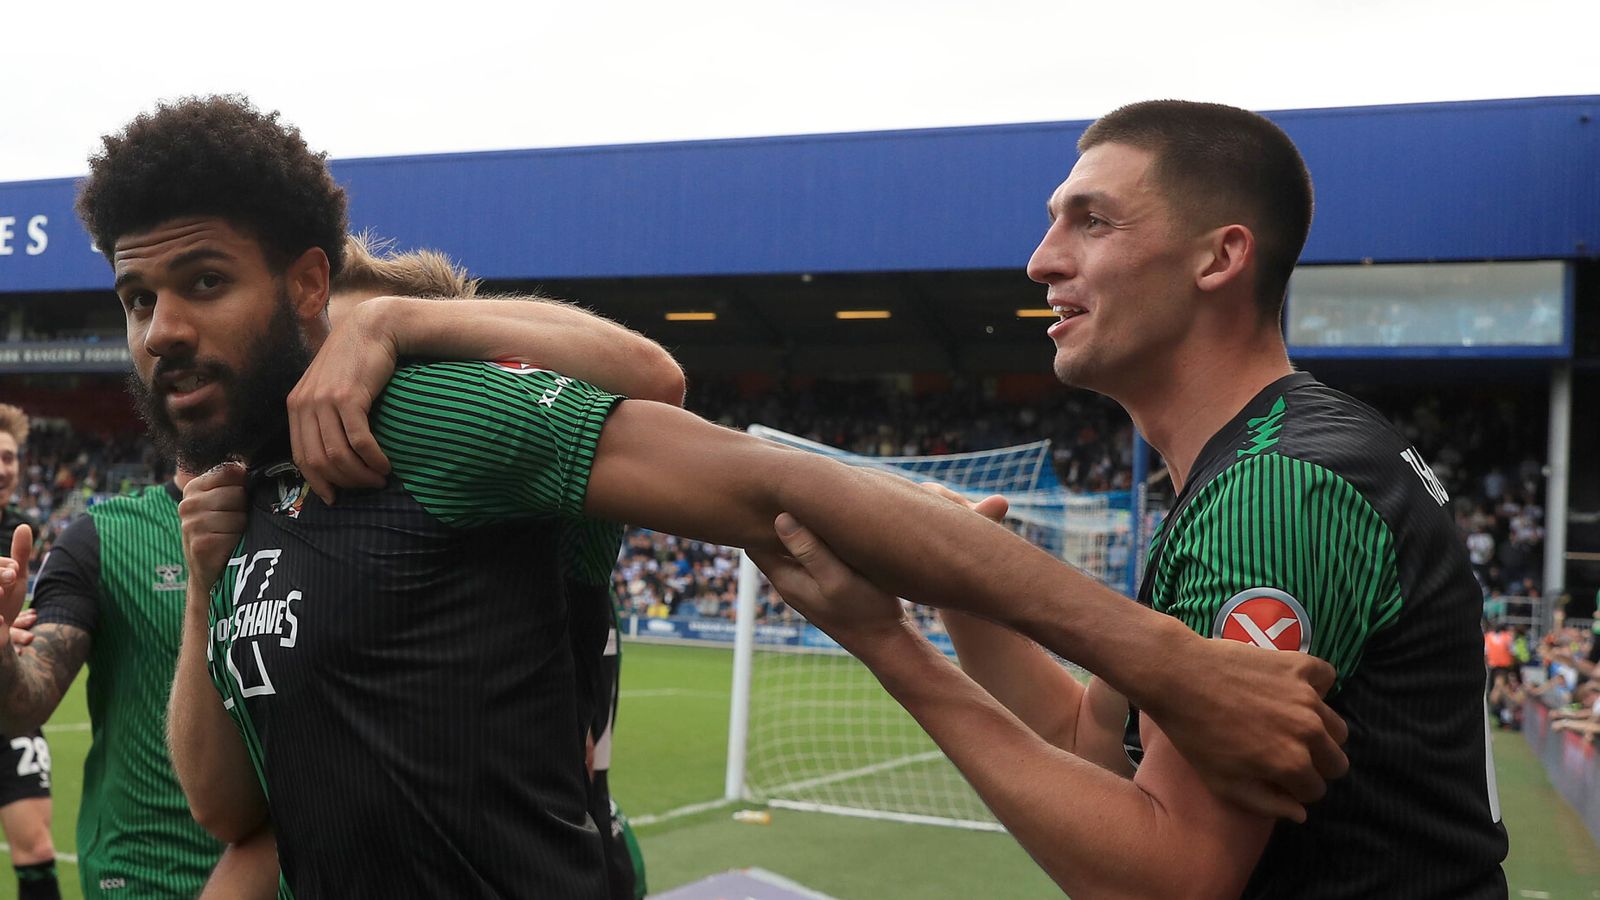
371,294,687,405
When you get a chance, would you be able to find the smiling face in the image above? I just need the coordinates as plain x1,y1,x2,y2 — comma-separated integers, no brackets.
1025,143,1206,399
114,216,315,470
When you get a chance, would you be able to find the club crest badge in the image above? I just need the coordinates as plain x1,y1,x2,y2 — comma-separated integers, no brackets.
153,562,186,592
265,462,311,519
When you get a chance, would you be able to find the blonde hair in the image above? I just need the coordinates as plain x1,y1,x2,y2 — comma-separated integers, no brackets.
332,231,480,299
0,404,28,447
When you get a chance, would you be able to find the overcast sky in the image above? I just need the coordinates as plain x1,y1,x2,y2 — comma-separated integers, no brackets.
5,0,1596,183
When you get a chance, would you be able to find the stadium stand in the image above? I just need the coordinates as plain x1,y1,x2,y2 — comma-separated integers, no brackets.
11,423,163,574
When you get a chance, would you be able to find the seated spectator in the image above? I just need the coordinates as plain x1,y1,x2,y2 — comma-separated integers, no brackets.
1487,672,1526,730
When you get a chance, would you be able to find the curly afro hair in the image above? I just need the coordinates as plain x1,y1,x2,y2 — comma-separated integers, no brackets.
76,94,347,278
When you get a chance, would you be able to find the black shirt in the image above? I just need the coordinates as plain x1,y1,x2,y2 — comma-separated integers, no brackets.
1131,373,1507,899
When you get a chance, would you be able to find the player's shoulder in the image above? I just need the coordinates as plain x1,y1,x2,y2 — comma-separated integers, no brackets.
35,509,101,587
1277,379,1406,457
86,481,181,523
1192,449,1374,535
389,358,587,387
1187,377,1390,514
1221,377,1403,481
380,359,612,410
1198,376,1442,533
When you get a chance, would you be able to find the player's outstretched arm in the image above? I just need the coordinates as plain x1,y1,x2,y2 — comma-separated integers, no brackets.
917,485,1126,765
289,293,686,503
751,529,1271,897
171,464,268,842
940,606,1135,773
583,399,1345,819
201,822,280,900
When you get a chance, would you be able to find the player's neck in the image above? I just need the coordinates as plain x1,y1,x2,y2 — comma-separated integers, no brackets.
1123,333,1292,492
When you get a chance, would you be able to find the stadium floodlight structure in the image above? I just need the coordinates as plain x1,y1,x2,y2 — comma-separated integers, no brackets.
724,425,1132,831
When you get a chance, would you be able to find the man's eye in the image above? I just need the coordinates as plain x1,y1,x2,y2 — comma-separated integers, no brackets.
1085,214,1107,229
195,272,224,291
124,292,155,312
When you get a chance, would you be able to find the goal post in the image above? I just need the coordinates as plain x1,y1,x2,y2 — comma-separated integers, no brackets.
723,425,1134,829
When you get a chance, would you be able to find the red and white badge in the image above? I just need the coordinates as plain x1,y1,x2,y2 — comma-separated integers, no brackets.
1212,588,1311,652
489,360,548,375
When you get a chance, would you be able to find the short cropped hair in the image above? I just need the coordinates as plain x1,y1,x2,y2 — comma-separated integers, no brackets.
333,232,480,299
76,94,348,277
0,405,29,447
1080,100,1314,320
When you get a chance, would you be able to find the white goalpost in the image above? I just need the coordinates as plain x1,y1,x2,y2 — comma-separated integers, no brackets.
723,425,1133,831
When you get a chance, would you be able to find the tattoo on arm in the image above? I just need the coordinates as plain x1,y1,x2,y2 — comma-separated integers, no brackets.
0,623,91,732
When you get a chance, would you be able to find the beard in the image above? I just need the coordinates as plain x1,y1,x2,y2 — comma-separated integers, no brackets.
127,289,312,472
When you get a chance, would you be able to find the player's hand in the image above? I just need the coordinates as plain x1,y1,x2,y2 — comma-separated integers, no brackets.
287,298,396,505
749,513,911,656
0,524,32,628
8,608,38,649
1140,637,1348,822
180,463,249,590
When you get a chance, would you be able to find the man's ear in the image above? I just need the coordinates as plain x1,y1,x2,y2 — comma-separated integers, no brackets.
1195,223,1254,297
284,246,331,322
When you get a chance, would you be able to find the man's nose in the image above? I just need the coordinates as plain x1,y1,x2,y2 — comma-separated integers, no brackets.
1026,223,1074,286
143,292,197,360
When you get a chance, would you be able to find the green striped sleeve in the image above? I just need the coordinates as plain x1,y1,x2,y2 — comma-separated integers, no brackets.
1157,454,1402,686
370,360,623,528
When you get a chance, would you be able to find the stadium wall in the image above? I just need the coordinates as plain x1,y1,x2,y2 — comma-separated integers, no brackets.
1,95,1596,292
1522,701,1600,846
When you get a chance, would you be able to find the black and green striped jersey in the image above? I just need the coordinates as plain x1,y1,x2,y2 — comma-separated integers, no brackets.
561,518,640,900
32,483,226,898
564,517,624,751
1132,372,1507,898
206,360,621,899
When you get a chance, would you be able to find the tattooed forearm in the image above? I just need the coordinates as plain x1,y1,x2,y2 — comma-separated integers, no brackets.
0,623,91,733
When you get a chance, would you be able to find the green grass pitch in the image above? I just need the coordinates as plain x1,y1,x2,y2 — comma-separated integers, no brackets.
8,641,1598,899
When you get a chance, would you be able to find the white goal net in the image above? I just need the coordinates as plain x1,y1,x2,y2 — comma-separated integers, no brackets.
724,425,1132,830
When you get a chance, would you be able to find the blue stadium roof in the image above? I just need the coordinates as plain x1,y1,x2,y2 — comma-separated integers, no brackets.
2,95,1596,293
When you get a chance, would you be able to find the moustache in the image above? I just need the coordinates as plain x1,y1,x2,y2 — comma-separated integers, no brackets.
149,357,232,392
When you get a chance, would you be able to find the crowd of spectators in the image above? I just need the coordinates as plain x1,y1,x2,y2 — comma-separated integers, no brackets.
1487,619,1600,744
1352,386,1551,604
685,376,1134,493
11,421,164,570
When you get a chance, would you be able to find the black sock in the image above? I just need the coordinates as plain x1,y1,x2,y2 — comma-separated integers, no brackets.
14,860,60,900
